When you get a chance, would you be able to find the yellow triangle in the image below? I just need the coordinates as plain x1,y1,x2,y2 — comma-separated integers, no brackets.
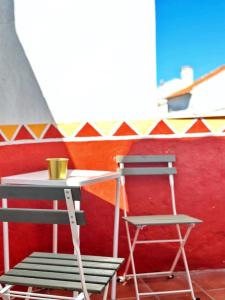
27,124,48,138
166,119,196,134
93,121,121,136
128,120,158,135
0,125,19,140
203,118,225,133
57,122,82,137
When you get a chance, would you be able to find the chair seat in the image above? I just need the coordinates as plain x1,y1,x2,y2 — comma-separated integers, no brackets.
0,252,124,294
123,214,202,226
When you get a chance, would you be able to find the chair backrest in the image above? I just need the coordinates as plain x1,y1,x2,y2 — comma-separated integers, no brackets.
0,184,90,299
116,155,176,176
116,154,178,215
0,185,85,225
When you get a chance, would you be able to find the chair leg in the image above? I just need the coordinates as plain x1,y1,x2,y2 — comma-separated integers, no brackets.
126,224,141,300
181,246,196,300
122,224,140,281
169,224,194,275
175,224,196,300
124,223,197,299
162,223,197,299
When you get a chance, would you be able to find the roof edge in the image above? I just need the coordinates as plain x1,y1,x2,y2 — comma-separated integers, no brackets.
167,65,225,100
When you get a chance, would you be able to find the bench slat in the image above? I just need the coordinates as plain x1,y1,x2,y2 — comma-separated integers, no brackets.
15,263,115,277
0,275,104,293
23,257,120,270
31,252,124,264
7,269,110,284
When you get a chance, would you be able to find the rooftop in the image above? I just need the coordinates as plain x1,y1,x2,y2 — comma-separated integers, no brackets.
167,65,225,100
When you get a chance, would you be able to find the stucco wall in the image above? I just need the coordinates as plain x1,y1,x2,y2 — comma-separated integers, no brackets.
0,132,225,273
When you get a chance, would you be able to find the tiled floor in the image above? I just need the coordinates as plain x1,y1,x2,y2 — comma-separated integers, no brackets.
110,269,225,300
10,269,225,300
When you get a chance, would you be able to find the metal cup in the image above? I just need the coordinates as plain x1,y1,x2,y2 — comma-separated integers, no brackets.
46,158,69,180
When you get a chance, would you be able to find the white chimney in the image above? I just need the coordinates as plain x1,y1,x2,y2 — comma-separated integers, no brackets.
180,66,194,86
0,0,53,124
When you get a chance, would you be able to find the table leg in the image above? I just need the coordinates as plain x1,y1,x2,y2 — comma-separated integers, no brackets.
74,200,80,240
53,200,58,253
73,199,81,298
2,198,9,272
111,178,121,300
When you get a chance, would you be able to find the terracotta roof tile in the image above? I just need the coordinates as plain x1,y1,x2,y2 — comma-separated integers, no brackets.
167,65,225,100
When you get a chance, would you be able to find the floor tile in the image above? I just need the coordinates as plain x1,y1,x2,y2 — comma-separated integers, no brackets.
204,289,225,300
11,269,225,300
142,273,193,293
160,291,213,300
191,269,225,290
113,270,220,300
116,278,156,298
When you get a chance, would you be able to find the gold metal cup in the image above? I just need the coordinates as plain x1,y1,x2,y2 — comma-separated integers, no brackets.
46,158,69,180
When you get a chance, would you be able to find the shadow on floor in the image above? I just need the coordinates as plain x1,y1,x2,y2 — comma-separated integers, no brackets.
12,269,225,300
92,269,225,300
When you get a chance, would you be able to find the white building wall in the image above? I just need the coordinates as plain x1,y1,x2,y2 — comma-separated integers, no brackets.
189,70,225,114
14,0,157,122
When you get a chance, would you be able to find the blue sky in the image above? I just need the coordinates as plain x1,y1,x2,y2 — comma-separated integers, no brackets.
156,0,225,84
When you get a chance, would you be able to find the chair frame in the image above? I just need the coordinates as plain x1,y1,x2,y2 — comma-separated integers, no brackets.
0,186,111,300
116,155,201,300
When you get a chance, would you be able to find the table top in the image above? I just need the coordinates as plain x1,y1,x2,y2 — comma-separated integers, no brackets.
1,170,120,187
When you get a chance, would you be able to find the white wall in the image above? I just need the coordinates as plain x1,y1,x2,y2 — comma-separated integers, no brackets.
190,70,225,114
14,0,156,122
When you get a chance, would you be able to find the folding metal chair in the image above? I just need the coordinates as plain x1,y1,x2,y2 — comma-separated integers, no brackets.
116,155,202,300
0,185,124,300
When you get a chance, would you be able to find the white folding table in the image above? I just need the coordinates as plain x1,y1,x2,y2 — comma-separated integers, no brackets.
1,169,121,300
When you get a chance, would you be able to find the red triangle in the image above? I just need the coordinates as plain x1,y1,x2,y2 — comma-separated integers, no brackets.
187,119,210,133
76,123,101,137
43,125,64,139
150,120,174,135
113,122,137,136
15,126,34,140
0,133,6,142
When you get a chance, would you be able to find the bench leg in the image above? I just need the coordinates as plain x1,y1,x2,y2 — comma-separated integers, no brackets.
103,284,109,300
0,284,12,300
25,287,32,300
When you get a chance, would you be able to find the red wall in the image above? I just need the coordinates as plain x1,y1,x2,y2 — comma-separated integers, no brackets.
0,137,225,273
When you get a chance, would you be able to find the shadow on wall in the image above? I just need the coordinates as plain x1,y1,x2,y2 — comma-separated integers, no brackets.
0,141,76,273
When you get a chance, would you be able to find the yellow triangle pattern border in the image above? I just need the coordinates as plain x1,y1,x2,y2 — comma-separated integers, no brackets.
0,118,224,143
